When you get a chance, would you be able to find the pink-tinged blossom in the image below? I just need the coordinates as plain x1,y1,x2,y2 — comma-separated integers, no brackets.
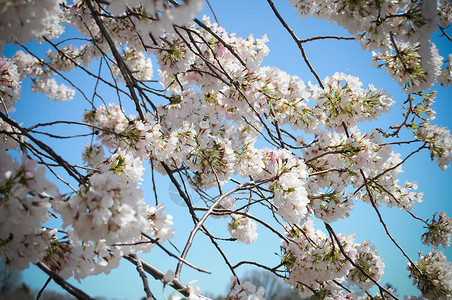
82,143,105,167
0,120,23,150
186,280,203,300
85,105,163,159
262,148,310,223
111,48,153,82
46,45,82,73
12,50,75,102
439,54,452,87
53,151,148,245
309,191,354,223
108,0,204,38
43,238,121,281
133,204,175,253
0,148,58,270
415,124,452,171
31,78,75,102
311,72,394,132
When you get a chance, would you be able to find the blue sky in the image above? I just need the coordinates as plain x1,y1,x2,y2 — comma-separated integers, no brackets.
3,0,451,299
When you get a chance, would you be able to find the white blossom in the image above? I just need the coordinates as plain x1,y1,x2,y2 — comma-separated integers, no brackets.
228,215,258,244
408,250,452,299
0,0,62,43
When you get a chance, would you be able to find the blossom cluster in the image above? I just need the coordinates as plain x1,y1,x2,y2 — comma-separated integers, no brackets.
42,238,122,281
347,240,385,291
0,56,21,112
0,0,62,44
54,152,148,245
422,212,452,248
304,128,423,214
262,149,309,223
228,215,258,244
415,123,452,171
311,72,395,132
281,222,389,298
111,48,153,83
291,0,452,92
0,119,23,150
281,221,358,297
12,50,75,102
0,149,58,270
0,0,451,298
225,276,266,300
108,0,204,37
408,250,452,299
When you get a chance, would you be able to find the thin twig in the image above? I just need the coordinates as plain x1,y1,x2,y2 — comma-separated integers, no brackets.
299,35,354,43
439,26,452,42
266,0,324,88
0,112,86,184
175,179,270,277
36,277,52,300
141,233,211,274
359,170,422,275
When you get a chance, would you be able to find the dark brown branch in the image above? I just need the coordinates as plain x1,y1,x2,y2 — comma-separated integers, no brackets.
0,112,86,185
36,277,52,300
324,224,399,300
359,170,421,274
36,261,94,300
439,26,452,42
85,0,145,120
266,0,324,88
299,35,355,43
192,19,247,68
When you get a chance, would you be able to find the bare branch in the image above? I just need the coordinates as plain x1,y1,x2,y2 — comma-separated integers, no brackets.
36,261,95,300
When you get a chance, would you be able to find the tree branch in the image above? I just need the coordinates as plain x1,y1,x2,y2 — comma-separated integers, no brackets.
36,261,94,300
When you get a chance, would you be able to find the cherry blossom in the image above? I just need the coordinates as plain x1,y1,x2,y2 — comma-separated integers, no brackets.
422,212,452,248
228,215,258,244
0,148,58,270
0,0,62,44
408,250,452,299
347,240,385,291
0,0,450,299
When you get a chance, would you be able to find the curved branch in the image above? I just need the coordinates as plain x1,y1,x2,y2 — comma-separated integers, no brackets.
175,179,270,277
